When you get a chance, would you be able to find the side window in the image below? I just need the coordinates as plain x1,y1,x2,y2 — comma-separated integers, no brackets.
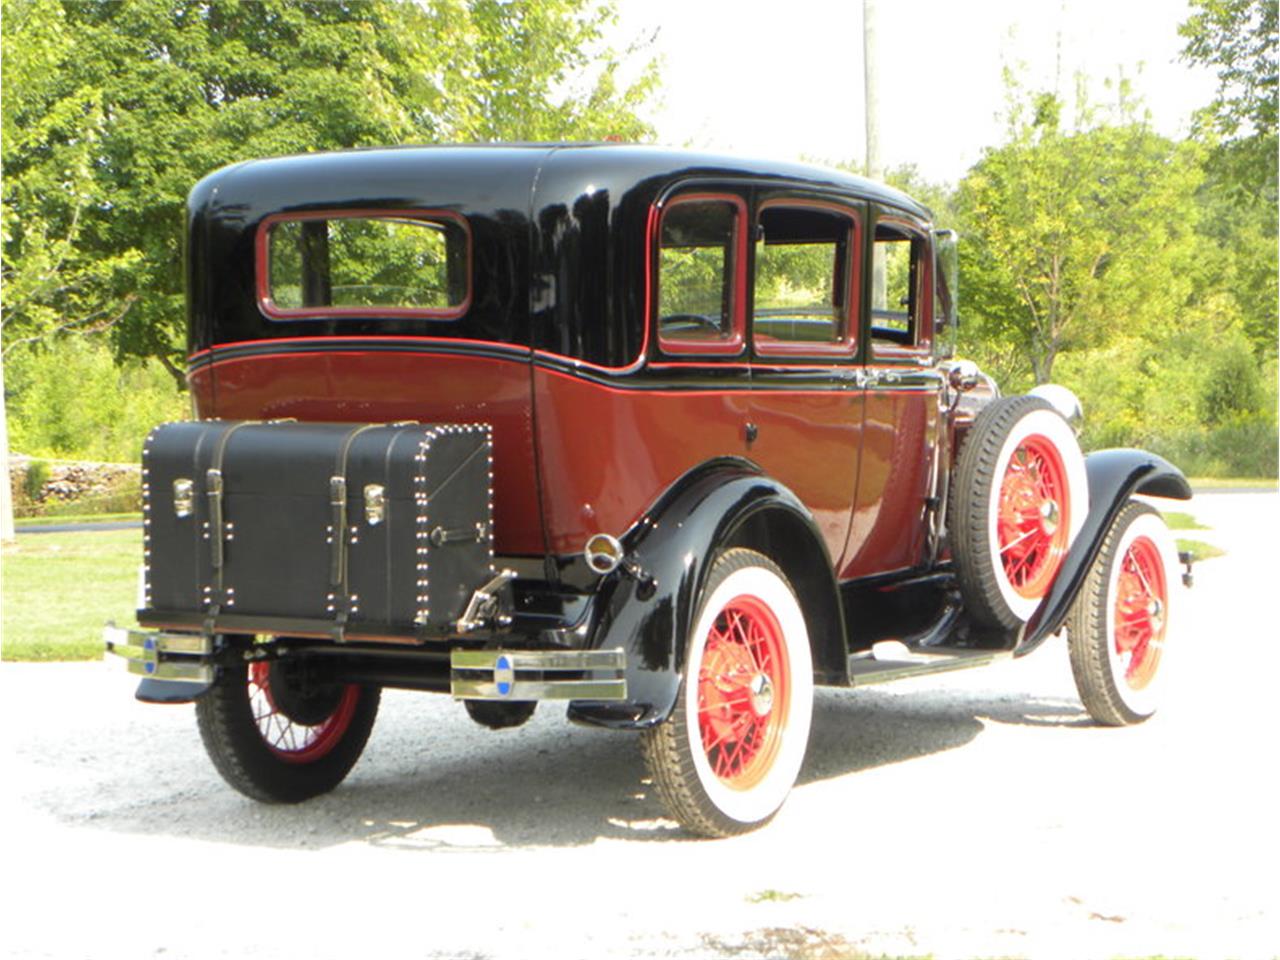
657,195,746,354
753,203,859,356
871,220,931,355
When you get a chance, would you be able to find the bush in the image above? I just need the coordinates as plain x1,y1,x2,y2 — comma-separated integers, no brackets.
1147,414,1280,479
22,459,49,501
4,337,188,462
1052,310,1277,477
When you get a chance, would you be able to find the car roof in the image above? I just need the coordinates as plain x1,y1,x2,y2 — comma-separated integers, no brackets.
195,143,934,223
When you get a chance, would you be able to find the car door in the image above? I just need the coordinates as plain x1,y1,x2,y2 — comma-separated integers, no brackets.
840,208,944,579
745,191,866,565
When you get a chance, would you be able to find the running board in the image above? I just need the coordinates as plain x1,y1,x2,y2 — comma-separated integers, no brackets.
846,642,1011,687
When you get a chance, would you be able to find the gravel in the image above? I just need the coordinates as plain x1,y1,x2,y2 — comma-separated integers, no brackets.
2,492,1277,960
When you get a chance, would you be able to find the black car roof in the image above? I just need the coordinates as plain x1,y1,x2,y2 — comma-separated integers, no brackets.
193,143,933,222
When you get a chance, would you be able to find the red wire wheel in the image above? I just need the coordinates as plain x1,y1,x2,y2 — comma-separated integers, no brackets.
1068,502,1178,726
1111,534,1168,692
247,661,361,764
996,433,1072,600
951,395,1088,629
641,549,814,837
197,652,381,803
697,595,791,789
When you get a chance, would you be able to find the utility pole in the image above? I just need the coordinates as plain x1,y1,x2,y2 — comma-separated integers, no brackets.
864,0,886,311
863,0,882,185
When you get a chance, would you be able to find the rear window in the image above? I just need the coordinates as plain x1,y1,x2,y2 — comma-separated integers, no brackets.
257,211,470,319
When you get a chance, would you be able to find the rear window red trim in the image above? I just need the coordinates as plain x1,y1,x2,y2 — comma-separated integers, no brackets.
255,208,473,321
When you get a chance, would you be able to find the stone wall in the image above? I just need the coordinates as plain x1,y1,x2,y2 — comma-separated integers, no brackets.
8,456,141,515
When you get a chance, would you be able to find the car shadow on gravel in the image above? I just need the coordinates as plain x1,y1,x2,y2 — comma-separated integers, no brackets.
51,684,1091,852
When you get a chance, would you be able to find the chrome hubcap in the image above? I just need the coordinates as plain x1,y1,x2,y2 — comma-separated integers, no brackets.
1039,499,1060,535
748,673,774,717
1148,597,1165,631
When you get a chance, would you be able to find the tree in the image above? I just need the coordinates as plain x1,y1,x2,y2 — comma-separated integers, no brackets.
954,83,1203,386
1,0,143,359
1180,0,1277,142
0,0,658,375
1179,0,1278,359
449,0,658,142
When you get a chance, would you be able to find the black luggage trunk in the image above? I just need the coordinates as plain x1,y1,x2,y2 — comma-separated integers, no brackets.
140,420,494,640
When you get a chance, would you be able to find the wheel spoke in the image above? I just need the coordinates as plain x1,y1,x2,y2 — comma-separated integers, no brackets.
695,591,789,788
999,526,1038,555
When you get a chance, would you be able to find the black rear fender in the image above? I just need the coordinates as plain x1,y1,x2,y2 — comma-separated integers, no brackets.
568,459,845,729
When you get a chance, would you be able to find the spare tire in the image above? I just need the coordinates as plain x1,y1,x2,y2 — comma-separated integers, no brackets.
950,395,1087,629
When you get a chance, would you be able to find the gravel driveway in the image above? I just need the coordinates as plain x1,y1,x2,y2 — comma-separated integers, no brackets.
2,492,1277,960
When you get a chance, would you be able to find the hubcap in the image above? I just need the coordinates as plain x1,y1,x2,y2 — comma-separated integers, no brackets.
697,594,789,789
1039,499,1060,535
748,673,774,717
997,434,1072,600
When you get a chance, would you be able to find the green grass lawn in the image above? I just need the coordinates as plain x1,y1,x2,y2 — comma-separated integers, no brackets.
1188,476,1278,489
1161,509,1226,563
14,512,142,527
1,529,141,661
1163,511,1209,531
1177,538,1226,563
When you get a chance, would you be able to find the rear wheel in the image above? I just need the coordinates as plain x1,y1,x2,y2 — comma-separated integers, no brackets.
641,549,813,837
1067,502,1178,725
951,395,1087,629
196,654,380,802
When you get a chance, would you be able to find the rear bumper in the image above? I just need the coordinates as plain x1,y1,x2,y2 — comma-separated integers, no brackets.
103,624,214,682
105,623,628,704
450,648,627,701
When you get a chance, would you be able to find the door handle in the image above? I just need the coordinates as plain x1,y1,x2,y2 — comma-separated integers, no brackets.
843,369,877,388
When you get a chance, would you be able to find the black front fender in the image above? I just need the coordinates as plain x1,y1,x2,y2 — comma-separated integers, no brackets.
1017,448,1191,656
567,460,841,729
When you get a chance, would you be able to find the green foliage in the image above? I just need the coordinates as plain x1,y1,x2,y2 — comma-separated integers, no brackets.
5,337,188,461
1180,0,1277,139
1,0,145,359
22,459,49,501
0,0,658,369
955,80,1204,385
1180,0,1278,359
449,0,659,142
1053,309,1278,477
1200,345,1266,424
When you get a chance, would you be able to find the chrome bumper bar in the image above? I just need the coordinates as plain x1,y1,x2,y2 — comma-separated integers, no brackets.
450,648,627,701
103,625,214,682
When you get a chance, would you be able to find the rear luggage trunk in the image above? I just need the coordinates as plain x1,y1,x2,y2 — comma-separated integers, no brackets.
141,420,494,641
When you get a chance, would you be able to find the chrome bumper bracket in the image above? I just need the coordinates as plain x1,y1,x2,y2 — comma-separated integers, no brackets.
104,625,215,683
450,648,627,701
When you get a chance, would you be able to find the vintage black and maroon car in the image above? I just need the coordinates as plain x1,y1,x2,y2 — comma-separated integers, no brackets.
105,145,1192,836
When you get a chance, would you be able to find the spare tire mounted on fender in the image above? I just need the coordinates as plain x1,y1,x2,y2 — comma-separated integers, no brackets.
951,395,1088,630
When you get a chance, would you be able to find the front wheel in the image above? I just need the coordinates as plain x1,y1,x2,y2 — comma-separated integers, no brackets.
1067,502,1178,725
196,655,380,802
641,549,814,837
